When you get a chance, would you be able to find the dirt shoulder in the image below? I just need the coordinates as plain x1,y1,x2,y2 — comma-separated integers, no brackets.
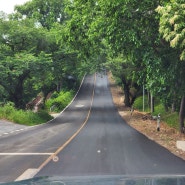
108,72,185,161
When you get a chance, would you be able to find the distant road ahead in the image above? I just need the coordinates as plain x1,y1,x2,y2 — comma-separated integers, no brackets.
37,73,185,177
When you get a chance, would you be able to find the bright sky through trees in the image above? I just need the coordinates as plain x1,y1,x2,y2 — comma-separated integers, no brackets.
0,0,30,14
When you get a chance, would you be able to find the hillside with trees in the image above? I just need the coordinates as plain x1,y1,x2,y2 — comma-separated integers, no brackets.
0,0,184,131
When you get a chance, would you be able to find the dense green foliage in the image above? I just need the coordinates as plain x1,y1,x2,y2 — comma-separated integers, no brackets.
156,0,185,61
0,0,185,130
61,0,185,131
0,1,80,110
45,90,74,112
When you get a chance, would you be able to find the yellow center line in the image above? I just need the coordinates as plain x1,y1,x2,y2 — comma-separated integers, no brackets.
37,74,96,172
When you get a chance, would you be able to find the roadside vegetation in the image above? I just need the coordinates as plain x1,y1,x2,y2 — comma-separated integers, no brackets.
0,89,75,125
45,90,74,113
134,96,179,129
0,0,184,131
0,102,53,126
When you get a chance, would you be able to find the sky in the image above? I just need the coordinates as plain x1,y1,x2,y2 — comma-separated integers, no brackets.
0,0,30,14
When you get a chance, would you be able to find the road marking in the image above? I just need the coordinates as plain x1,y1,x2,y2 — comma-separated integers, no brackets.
0,153,54,156
38,74,96,176
46,75,86,123
75,104,84,108
15,74,96,182
0,128,30,137
0,76,86,138
53,155,59,162
15,168,39,181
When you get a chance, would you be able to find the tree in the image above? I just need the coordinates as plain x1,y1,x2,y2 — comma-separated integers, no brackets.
156,0,185,61
156,0,185,132
106,53,139,107
0,17,53,108
15,0,67,30
64,0,107,73
0,0,80,109
15,0,81,87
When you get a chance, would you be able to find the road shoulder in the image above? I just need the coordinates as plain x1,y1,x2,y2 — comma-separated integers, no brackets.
108,72,185,161
0,119,29,136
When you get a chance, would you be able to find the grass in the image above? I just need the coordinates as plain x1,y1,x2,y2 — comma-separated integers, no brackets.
134,95,179,129
0,103,53,126
163,112,179,129
0,89,75,126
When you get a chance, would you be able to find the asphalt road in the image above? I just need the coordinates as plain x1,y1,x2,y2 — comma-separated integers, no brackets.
1,73,185,183
0,75,95,183
37,73,185,177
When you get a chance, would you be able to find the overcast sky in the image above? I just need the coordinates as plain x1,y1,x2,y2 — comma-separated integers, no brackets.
0,0,30,14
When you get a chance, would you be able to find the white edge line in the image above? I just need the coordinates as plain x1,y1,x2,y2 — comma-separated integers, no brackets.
0,128,29,137
0,153,54,156
0,75,86,137
49,75,86,119
30,74,86,127
15,74,95,182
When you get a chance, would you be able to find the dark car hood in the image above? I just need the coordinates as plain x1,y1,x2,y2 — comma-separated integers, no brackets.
1,175,185,185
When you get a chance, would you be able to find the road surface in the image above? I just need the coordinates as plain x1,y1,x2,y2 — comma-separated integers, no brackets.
0,74,185,183
37,73,185,177
0,75,94,182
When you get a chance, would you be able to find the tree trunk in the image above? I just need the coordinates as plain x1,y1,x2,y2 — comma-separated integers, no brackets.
10,83,24,109
171,102,175,112
120,76,131,107
9,72,29,109
148,92,150,110
179,96,185,133
123,83,131,107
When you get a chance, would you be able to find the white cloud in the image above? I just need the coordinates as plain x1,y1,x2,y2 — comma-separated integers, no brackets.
0,0,30,14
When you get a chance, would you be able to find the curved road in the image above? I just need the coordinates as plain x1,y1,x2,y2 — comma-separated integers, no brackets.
0,74,185,183
0,75,94,182
37,73,185,177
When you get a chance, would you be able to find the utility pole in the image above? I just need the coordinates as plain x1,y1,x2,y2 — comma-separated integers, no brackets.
151,92,154,113
143,84,145,112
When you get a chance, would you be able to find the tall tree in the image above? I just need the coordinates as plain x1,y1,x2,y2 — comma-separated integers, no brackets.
15,0,67,29
156,0,185,61
156,0,185,132
0,17,53,108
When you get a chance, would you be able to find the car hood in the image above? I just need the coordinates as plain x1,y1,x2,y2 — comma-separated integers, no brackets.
1,175,185,185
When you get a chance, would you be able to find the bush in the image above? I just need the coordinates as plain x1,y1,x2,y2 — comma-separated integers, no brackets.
0,102,53,126
0,102,16,119
45,90,74,112
36,110,53,121
133,95,150,112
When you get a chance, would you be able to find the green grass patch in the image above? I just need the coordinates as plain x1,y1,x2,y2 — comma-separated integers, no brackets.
162,112,179,129
0,89,75,126
0,103,53,126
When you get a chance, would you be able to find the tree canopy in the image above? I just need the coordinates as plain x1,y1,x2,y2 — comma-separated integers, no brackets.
1,0,185,131
156,0,185,61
